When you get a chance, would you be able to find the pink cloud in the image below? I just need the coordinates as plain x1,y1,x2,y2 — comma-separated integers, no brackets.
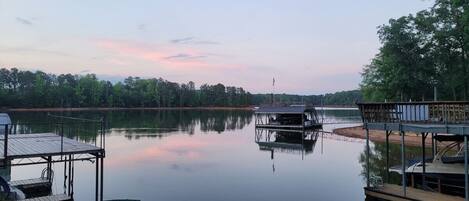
94,39,212,69
105,137,209,167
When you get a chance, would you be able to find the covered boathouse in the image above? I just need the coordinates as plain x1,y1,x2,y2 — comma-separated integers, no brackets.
254,105,322,130
357,101,469,201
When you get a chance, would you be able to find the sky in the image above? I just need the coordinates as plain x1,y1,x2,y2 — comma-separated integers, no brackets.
0,0,434,95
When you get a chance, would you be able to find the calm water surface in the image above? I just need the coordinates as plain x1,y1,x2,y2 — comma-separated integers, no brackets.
7,109,401,201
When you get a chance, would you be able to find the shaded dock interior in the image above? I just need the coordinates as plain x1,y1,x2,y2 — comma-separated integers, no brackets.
358,101,469,201
0,114,106,201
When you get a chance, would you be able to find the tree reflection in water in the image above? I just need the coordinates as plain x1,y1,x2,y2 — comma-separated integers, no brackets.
8,110,253,142
359,141,429,185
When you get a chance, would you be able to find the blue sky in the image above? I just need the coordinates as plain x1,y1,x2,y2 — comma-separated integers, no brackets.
0,0,433,94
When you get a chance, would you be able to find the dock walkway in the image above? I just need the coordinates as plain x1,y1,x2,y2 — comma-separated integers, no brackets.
20,194,71,201
365,184,464,201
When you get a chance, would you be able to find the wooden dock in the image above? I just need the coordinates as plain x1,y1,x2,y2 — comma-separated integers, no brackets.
357,101,469,201
10,178,50,188
20,194,71,201
365,184,464,201
0,114,106,201
0,133,103,159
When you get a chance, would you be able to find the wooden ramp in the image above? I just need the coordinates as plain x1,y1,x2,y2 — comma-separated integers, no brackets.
0,133,102,159
365,184,464,201
20,194,71,201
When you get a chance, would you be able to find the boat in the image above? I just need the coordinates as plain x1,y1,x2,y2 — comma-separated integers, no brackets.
390,135,467,196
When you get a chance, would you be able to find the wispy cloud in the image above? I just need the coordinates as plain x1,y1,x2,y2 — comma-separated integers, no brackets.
164,53,207,60
15,17,33,26
79,69,91,74
95,39,210,68
137,24,146,31
170,37,219,45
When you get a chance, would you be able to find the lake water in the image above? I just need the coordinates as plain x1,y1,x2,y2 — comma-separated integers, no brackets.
5,109,413,201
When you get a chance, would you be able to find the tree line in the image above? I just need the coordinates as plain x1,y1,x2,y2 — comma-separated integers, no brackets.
361,0,469,101
0,68,252,108
0,68,362,108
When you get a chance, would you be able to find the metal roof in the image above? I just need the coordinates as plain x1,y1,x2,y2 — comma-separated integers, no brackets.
0,113,11,125
254,106,314,114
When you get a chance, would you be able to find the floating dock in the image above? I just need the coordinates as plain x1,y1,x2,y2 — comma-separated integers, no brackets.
254,105,322,130
357,101,469,201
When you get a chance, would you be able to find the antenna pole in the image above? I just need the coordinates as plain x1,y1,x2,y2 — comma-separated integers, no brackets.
271,77,275,105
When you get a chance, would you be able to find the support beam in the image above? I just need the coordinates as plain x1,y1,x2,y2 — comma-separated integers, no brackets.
95,157,99,201
100,156,104,201
465,136,468,201
366,128,370,188
401,129,406,196
386,130,390,182
421,133,426,189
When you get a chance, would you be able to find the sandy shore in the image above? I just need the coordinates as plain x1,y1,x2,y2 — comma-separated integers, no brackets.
333,126,438,147
2,107,255,112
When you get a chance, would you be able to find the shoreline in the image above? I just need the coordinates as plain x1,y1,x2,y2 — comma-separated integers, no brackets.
3,107,255,112
333,126,437,147
2,105,358,112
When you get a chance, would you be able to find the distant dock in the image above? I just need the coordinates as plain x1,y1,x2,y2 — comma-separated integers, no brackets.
254,105,322,130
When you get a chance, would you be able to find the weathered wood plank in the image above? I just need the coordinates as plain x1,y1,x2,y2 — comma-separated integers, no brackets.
19,194,71,201
10,178,50,187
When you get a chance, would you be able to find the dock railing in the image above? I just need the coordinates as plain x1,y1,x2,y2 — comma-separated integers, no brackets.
357,101,469,124
0,114,105,159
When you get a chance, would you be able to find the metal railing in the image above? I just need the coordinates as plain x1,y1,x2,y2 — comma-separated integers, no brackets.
0,114,105,159
357,101,469,124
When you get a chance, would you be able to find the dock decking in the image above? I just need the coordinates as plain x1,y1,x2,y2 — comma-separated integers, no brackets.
365,184,464,201
20,194,71,201
10,178,50,188
0,133,102,159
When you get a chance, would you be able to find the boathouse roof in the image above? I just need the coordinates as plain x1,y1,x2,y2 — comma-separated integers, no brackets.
255,105,315,114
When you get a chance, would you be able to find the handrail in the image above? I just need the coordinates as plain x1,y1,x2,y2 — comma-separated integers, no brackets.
357,101,469,124
0,115,105,159
356,101,469,105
